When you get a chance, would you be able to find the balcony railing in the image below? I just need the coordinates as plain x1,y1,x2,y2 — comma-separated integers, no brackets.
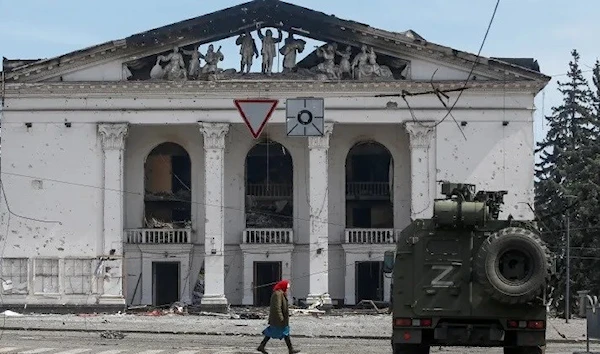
125,228,192,244
246,183,292,198
346,182,391,197
243,228,293,244
345,228,396,244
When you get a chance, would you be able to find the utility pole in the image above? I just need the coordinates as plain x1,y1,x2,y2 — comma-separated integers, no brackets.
565,210,570,323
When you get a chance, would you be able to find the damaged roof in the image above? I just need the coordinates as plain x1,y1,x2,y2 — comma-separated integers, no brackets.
2,0,550,83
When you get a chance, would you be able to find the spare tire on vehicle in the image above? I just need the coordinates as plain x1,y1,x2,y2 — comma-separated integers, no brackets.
474,227,552,304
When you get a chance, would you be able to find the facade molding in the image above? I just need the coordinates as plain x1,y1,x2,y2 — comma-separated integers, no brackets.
4,80,548,97
98,123,129,151
404,121,436,150
198,122,230,150
307,123,334,151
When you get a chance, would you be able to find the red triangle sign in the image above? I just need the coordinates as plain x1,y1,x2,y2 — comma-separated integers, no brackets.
234,99,279,139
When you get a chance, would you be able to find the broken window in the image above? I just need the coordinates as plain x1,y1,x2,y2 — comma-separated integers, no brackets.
345,141,394,228
144,142,192,229
33,258,59,294
1,258,28,294
64,259,95,295
245,140,293,229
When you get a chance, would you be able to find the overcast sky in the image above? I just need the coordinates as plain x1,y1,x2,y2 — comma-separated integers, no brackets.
1,0,598,144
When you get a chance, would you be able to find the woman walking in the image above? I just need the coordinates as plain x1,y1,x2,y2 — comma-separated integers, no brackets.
257,279,300,353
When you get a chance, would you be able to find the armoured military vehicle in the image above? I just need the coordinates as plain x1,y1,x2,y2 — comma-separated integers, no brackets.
384,182,555,354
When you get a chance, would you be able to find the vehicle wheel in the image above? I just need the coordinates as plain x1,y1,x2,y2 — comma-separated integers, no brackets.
504,345,545,354
394,344,430,354
474,227,551,304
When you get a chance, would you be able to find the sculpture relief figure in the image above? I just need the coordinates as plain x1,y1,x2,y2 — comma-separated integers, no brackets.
367,47,383,76
150,57,165,79
279,33,306,72
336,45,352,79
157,46,187,81
351,45,394,80
182,44,204,79
201,44,224,74
235,31,259,74
315,43,339,79
256,25,283,75
351,45,369,80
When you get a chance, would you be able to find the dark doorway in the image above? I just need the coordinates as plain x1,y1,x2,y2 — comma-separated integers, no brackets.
355,261,384,302
254,261,282,306
152,262,180,306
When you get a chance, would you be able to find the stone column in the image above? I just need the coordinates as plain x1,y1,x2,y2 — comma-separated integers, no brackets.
97,122,129,306
198,122,230,311
404,121,436,220
306,123,334,307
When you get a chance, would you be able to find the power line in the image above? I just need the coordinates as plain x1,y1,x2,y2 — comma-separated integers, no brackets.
401,0,501,132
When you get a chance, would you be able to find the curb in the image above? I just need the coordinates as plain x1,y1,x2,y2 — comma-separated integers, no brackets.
0,326,598,344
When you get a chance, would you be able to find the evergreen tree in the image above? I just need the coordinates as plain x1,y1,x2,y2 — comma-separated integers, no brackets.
591,60,600,118
534,49,597,317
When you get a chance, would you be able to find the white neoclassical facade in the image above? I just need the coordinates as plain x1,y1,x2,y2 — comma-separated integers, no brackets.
0,0,550,312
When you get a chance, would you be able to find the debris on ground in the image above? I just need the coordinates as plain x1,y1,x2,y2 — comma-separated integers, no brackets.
168,302,186,315
354,300,389,314
123,301,394,319
100,330,125,339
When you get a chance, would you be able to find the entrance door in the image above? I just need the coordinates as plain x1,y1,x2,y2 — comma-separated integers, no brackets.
152,261,180,306
355,261,383,302
254,261,282,306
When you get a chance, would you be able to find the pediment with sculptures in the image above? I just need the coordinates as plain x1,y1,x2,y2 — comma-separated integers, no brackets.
123,24,410,82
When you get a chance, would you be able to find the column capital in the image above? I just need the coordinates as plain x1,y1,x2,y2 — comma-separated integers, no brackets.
308,123,334,150
199,122,230,149
404,121,435,149
98,123,128,151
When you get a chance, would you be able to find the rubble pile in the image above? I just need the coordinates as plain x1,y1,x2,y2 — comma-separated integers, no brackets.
246,210,292,229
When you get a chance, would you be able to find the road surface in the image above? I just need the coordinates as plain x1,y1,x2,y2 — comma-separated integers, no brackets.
0,330,597,353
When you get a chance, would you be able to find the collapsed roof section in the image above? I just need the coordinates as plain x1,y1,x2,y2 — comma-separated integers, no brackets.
2,0,550,84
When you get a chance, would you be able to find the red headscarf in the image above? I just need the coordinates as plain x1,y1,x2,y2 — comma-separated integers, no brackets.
273,279,289,293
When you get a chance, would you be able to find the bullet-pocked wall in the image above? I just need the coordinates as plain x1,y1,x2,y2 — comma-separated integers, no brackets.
223,123,309,304
124,124,205,236
0,91,544,308
0,120,104,257
0,117,107,305
123,124,206,306
435,110,536,220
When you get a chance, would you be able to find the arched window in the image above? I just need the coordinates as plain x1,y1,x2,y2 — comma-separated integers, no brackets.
345,141,393,228
144,142,191,228
244,139,293,228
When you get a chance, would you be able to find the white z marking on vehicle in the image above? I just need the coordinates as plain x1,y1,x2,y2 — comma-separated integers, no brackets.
430,265,454,287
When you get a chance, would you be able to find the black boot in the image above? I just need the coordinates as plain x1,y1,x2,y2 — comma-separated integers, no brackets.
284,336,300,353
257,336,269,353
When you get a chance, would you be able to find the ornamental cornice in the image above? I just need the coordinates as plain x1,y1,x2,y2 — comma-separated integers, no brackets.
3,80,547,97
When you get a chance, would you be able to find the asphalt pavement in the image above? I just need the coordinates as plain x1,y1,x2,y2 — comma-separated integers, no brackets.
0,313,592,343
0,330,598,354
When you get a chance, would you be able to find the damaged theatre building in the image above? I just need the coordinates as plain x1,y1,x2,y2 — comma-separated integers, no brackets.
0,0,549,312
